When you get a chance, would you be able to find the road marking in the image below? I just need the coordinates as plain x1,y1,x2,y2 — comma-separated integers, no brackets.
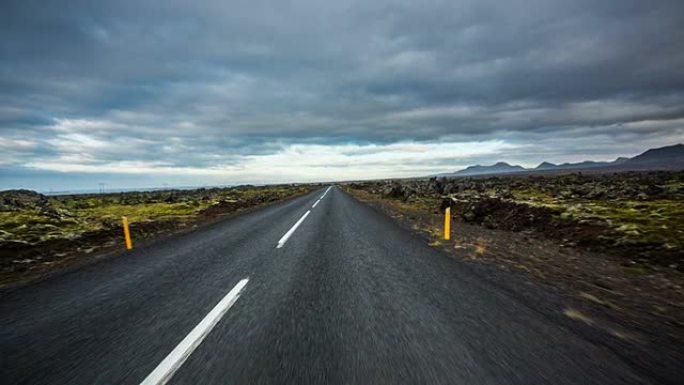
320,186,331,199
139,278,249,385
276,210,310,248
312,199,320,208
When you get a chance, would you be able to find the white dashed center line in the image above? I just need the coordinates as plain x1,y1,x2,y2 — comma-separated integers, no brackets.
276,210,311,248
143,187,336,383
277,186,332,248
139,278,249,385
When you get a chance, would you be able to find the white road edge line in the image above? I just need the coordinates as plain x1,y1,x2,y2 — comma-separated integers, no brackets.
139,278,249,385
276,210,311,248
312,199,320,208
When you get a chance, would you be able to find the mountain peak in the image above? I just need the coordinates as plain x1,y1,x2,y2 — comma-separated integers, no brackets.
453,162,525,176
625,143,684,166
536,161,556,170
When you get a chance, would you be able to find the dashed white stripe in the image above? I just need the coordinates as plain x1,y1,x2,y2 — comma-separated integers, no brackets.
139,278,249,385
320,186,332,199
278,186,331,248
276,210,311,248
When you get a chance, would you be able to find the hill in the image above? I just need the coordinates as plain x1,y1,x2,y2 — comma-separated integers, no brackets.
624,143,684,167
437,144,683,177
440,162,525,176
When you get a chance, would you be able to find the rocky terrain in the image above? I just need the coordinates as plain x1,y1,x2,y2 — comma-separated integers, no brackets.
348,171,684,270
344,171,684,372
0,184,313,287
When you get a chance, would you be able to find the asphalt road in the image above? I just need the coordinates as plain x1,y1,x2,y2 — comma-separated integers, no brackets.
0,186,652,384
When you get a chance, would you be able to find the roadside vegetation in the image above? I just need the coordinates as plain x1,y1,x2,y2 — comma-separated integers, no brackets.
344,171,684,366
0,185,313,286
347,171,684,270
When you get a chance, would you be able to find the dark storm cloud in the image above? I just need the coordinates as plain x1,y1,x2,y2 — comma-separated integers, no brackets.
1,0,684,189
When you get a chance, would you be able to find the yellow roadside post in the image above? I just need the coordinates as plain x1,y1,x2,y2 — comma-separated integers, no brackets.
122,216,133,250
444,207,451,240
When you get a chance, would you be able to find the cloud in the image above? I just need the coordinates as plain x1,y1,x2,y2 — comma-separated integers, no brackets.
1,0,683,190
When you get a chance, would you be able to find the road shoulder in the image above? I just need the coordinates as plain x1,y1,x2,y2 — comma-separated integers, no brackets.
342,186,684,385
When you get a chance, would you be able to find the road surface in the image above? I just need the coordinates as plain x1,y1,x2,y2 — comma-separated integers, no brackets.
0,187,650,384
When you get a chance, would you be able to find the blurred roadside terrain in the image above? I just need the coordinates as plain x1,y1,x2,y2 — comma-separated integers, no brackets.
0,184,313,287
344,170,684,378
351,171,684,269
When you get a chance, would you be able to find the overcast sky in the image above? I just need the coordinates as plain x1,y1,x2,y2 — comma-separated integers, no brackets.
2,0,684,191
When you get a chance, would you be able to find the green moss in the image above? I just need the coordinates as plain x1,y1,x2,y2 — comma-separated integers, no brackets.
0,185,311,246
579,200,684,247
512,188,555,202
76,201,212,222
0,211,87,243
510,185,684,252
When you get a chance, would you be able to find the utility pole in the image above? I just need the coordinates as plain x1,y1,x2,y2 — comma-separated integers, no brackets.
98,182,106,194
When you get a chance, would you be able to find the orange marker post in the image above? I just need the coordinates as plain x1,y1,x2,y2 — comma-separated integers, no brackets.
122,216,133,250
444,207,451,240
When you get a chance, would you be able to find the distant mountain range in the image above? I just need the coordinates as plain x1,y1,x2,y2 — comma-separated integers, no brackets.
437,143,684,177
